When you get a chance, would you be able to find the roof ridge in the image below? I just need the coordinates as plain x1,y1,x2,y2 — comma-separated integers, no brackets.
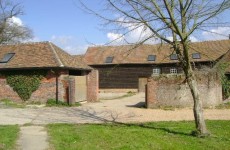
88,39,230,49
48,42,64,67
0,41,51,46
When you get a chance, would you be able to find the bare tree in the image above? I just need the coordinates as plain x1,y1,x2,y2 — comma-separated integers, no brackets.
79,0,230,137
0,0,32,44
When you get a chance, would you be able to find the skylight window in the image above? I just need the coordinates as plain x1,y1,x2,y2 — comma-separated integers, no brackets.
192,53,201,59
0,53,15,63
147,55,156,61
170,54,178,60
105,56,114,63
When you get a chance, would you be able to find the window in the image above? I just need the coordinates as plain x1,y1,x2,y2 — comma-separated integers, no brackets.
192,53,201,59
0,53,15,63
170,68,177,74
147,55,156,61
105,56,114,63
170,54,178,60
153,68,160,75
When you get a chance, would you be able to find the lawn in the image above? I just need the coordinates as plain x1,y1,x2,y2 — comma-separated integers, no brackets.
47,120,230,150
0,125,19,150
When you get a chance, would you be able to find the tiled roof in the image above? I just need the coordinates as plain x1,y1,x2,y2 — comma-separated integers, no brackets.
84,40,230,65
0,41,91,70
73,55,84,61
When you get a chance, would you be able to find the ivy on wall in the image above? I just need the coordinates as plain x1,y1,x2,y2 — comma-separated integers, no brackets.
2,70,47,101
217,63,230,99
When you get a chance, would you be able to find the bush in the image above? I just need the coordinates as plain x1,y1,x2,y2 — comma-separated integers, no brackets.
2,70,46,101
46,99,69,107
217,63,230,99
46,99,81,107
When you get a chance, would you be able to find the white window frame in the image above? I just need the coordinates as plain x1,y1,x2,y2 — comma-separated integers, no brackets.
170,68,177,74
153,68,161,75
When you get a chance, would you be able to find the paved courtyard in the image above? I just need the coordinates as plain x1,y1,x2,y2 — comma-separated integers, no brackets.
0,93,230,125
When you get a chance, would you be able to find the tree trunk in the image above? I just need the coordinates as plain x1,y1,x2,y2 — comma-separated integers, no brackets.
186,69,210,137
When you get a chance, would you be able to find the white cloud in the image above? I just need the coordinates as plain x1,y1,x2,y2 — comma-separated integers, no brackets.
189,36,198,42
164,35,198,43
107,32,124,41
7,16,23,26
202,27,230,41
106,25,156,45
23,37,40,43
106,17,162,45
107,32,124,44
51,35,88,55
51,35,73,45
106,17,230,45
166,36,173,42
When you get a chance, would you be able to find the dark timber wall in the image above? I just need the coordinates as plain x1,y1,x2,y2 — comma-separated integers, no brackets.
91,62,213,90
91,64,181,89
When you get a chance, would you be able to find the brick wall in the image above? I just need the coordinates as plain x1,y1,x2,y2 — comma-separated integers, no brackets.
29,71,57,103
0,69,99,103
87,69,99,102
0,70,68,103
0,76,21,101
58,70,69,102
146,73,222,108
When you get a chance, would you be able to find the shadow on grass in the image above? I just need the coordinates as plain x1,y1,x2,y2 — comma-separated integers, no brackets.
60,107,193,137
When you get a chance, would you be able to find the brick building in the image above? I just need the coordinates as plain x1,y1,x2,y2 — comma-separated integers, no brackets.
83,40,230,92
0,42,98,103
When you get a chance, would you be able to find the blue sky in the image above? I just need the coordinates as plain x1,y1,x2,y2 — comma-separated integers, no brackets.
18,0,230,55
20,0,107,54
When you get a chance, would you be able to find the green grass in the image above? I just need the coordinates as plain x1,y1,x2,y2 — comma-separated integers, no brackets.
0,125,19,150
47,120,230,150
0,99,25,108
46,99,81,107
216,102,230,109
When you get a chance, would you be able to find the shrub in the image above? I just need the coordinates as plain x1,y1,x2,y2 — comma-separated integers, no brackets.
46,99,69,107
217,63,230,99
46,99,81,107
3,70,46,101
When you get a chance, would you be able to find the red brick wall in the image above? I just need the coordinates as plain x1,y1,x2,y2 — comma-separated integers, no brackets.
0,70,68,103
146,78,158,108
0,76,21,101
87,69,99,102
0,69,99,103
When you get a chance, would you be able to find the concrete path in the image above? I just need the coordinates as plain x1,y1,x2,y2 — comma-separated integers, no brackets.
0,93,230,125
0,93,228,150
17,126,48,150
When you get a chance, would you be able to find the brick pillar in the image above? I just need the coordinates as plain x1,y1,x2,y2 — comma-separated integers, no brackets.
146,78,158,108
68,77,75,104
87,69,99,102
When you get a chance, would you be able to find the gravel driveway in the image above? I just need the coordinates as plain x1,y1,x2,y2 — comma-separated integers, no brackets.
0,93,230,125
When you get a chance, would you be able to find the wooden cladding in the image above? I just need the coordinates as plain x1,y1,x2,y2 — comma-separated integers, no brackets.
91,62,212,89
92,64,181,89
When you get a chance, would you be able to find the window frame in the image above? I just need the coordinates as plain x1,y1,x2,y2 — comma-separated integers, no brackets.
104,56,114,63
0,53,15,63
147,55,156,61
192,53,201,59
170,54,178,60
152,68,161,75
170,68,177,74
